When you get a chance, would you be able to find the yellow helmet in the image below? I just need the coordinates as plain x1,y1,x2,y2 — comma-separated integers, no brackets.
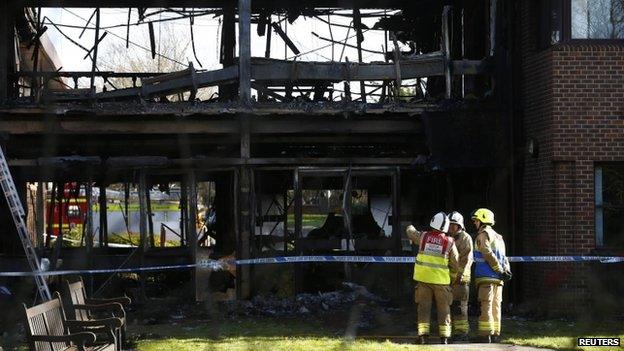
471,208,495,225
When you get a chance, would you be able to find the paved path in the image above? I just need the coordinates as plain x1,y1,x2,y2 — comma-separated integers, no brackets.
358,336,555,351
427,344,555,351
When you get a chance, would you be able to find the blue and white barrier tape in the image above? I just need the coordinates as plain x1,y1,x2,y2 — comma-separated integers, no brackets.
234,255,624,265
0,263,202,277
0,255,622,277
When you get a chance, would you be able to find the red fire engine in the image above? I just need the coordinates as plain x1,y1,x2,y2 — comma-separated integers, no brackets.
46,183,87,236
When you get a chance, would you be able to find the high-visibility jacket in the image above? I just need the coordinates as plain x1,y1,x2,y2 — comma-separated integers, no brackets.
413,230,458,285
474,226,509,285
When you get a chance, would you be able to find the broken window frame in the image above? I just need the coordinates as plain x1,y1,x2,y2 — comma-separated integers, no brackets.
293,167,401,255
595,164,624,249
537,0,564,48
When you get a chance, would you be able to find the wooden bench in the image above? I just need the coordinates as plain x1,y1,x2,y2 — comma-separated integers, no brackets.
23,292,121,351
64,278,130,350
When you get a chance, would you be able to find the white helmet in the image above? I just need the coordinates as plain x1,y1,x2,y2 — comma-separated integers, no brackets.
430,212,450,233
448,211,464,230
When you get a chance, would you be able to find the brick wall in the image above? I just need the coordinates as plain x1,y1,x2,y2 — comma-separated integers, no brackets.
518,2,624,316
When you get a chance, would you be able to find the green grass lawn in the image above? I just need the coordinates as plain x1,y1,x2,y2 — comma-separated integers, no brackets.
129,316,624,351
138,336,445,351
502,318,624,351
286,214,328,228
130,318,447,351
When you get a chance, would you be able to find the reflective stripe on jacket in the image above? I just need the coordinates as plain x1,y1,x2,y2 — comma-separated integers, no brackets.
413,230,454,285
474,227,508,285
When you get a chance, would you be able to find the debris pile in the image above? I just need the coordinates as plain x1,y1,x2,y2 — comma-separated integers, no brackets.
222,282,389,318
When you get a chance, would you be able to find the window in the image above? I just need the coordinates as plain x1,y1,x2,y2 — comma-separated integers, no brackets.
538,0,564,48
572,0,624,39
595,165,624,248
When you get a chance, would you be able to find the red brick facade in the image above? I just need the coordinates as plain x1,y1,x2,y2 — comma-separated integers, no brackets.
518,2,624,316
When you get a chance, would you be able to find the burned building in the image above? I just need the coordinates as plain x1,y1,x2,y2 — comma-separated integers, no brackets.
0,0,620,317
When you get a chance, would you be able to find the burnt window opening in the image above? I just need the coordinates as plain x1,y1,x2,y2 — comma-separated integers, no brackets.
537,0,564,48
595,164,624,249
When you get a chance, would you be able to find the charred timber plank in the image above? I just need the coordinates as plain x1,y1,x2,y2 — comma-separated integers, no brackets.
141,67,192,85
19,58,487,89
251,57,445,81
250,82,285,101
271,22,300,55
238,0,252,105
0,119,240,134
22,0,413,8
92,66,239,100
10,158,421,168
249,119,420,134
174,157,418,167
95,86,141,100
141,66,239,98
106,156,170,168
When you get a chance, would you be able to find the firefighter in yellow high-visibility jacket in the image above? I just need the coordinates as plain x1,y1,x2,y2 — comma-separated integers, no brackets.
471,208,512,343
406,212,459,345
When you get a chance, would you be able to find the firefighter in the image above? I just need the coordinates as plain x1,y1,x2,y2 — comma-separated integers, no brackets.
471,208,512,343
447,211,473,341
406,212,459,345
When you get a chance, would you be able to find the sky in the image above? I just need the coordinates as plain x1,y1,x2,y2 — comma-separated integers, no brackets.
38,8,408,97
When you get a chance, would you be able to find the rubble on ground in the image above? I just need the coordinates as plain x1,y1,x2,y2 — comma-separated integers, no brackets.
221,282,390,319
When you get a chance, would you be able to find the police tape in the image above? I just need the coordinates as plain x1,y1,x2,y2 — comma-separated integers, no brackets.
0,264,200,277
232,255,624,265
0,255,622,277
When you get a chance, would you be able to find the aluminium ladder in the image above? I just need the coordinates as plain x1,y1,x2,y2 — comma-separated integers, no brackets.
0,147,51,301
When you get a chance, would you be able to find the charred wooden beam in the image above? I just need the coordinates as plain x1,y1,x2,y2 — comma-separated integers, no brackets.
219,3,237,101
271,22,300,55
0,118,240,134
23,0,409,6
238,0,252,104
83,32,107,60
18,56,487,102
97,65,238,100
251,54,450,82
251,82,285,101
90,8,101,91
264,19,272,58
9,157,421,169
442,6,452,99
125,8,131,48
148,21,156,59
41,88,94,102
106,156,170,169
98,185,108,246
311,32,383,55
353,8,366,103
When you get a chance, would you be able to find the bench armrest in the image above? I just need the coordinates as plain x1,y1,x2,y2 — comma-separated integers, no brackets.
30,331,96,347
66,317,123,330
73,302,125,318
86,296,131,306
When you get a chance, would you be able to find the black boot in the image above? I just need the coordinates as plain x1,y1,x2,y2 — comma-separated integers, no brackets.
440,337,449,344
419,335,428,344
491,335,500,343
